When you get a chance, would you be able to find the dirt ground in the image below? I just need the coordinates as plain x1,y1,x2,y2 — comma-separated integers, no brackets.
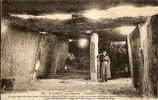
1,70,157,100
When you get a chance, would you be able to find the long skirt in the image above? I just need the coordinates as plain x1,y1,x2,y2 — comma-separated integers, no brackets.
101,61,111,81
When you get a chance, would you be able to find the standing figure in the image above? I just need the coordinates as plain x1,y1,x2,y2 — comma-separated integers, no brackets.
99,51,111,82
65,53,75,72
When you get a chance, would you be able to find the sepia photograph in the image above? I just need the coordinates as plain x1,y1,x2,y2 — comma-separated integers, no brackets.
1,0,158,100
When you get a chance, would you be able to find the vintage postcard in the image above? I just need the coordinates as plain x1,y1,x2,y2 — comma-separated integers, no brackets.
1,0,158,100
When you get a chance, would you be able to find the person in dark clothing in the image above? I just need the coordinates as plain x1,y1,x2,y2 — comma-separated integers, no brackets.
65,53,75,72
98,51,111,82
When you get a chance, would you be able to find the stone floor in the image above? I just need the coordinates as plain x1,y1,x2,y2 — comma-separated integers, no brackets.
1,71,157,100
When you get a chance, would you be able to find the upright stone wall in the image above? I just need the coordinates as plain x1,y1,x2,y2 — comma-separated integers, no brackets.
1,19,40,84
139,15,158,97
128,14,158,97
1,19,69,87
36,34,69,77
35,34,57,78
90,33,98,82
127,26,143,92
50,36,69,74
